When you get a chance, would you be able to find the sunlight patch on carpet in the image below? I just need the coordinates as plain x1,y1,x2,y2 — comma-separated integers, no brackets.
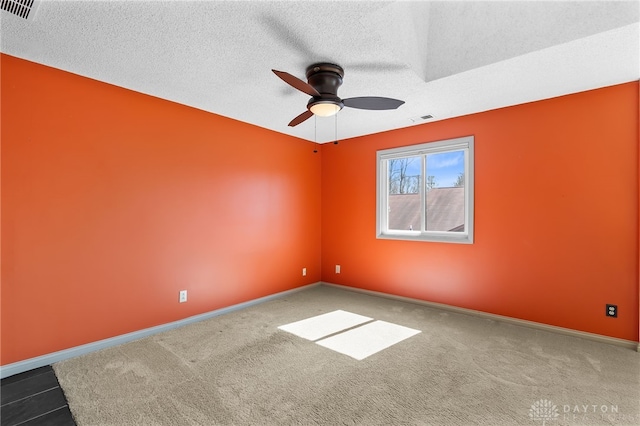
279,310,421,360
277,310,372,341
316,320,421,360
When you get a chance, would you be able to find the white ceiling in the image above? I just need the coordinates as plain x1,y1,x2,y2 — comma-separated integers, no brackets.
1,1,638,143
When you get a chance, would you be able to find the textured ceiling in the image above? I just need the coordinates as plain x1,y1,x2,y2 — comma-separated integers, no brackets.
1,1,638,143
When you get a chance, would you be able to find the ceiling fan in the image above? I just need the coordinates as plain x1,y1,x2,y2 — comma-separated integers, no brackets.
272,63,405,127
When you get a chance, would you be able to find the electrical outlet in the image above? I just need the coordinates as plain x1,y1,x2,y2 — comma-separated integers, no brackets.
606,304,617,318
335,264,341,274
302,267,307,276
179,290,187,303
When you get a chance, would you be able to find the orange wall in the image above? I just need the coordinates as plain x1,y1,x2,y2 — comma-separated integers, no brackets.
1,54,322,365
2,54,638,367
321,82,639,342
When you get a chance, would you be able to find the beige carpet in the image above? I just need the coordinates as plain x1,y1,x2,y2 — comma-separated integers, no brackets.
53,285,640,425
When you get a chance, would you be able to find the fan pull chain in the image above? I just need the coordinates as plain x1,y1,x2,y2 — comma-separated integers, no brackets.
312,115,319,154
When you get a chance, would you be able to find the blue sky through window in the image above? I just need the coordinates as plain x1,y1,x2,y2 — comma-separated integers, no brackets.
427,150,464,187
402,150,464,188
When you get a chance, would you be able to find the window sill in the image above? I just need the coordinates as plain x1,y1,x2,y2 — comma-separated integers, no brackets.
377,232,473,244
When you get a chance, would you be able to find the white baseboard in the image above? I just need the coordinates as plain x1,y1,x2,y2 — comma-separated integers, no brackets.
322,282,639,352
0,282,321,379
3,280,635,379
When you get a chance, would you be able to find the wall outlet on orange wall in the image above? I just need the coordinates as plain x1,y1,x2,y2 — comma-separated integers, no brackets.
606,304,617,318
179,290,187,303
302,268,307,276
335,265,341,274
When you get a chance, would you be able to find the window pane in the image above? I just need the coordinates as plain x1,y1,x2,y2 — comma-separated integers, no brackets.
425,150,465,232
387,156,421,231
377,135,473,243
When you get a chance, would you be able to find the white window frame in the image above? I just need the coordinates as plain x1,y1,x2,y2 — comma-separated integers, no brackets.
376,136,474,244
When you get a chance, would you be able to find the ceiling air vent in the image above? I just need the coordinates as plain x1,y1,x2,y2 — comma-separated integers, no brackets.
410,114,434,123
1,0,40,20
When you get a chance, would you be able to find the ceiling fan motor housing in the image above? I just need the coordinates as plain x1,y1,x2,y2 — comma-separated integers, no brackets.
305,63,345,112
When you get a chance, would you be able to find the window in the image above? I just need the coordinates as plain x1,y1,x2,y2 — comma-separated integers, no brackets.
376,136,474,243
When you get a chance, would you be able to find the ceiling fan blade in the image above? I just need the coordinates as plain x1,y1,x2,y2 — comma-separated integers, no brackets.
288,110,314,127
343,97,405,110
272,70,320,97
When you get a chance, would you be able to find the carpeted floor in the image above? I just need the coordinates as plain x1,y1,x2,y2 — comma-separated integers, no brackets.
53,285,640,425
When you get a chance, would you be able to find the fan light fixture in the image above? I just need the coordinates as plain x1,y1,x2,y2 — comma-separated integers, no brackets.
309,101,342,117
272,63,405,127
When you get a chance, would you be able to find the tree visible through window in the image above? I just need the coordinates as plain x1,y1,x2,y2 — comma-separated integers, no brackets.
377,136,474,243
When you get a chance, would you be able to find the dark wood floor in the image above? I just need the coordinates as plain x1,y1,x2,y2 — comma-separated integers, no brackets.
1,366,75,426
